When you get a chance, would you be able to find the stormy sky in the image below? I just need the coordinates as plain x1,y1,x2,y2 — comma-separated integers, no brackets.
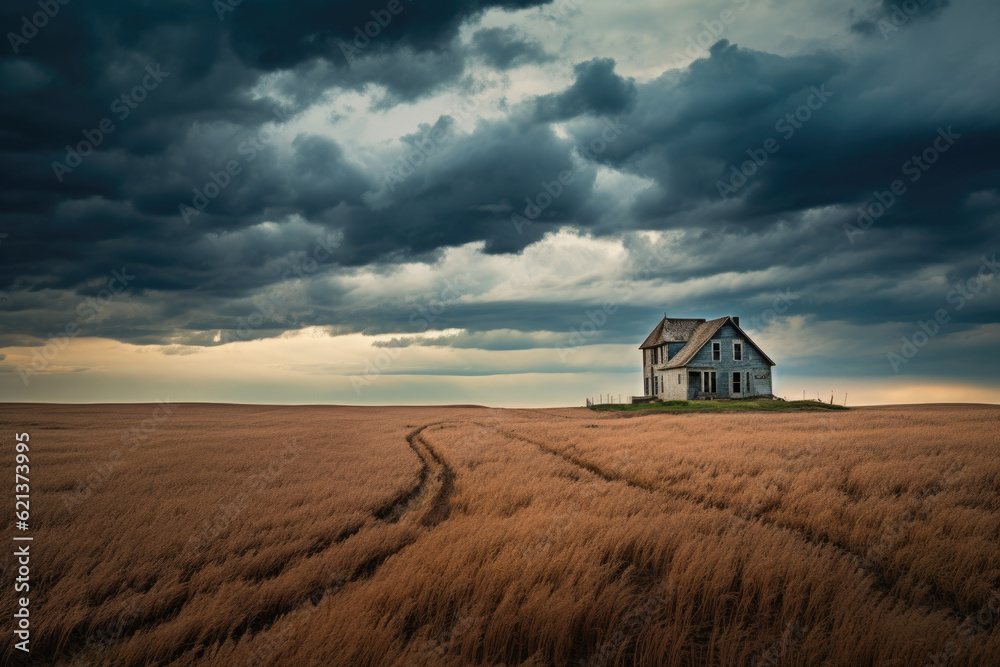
1,0,998,405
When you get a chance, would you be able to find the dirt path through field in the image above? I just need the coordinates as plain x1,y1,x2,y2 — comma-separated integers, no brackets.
210,421,461,657
376,423,454,527
476,417,974,626
57,419,460,667
19,404,997,667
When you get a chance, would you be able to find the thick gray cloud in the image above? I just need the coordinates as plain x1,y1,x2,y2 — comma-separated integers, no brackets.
0,0,997,393
534,57,637,121
470,26,553,69
850,0,951,36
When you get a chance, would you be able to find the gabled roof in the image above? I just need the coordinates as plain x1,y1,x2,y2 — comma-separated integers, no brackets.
660,316,776,368
638,317,706,349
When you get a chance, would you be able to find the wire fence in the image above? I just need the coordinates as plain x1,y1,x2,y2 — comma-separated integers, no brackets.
585,394,630,407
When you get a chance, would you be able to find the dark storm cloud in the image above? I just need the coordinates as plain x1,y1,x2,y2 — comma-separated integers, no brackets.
563,39,1000,289
0,0,550,207
222,0,548,69
469,26,553,69
0,0,552,342
849,0,951,37
0,0,998,372
345,113,597,261
534,57,636,121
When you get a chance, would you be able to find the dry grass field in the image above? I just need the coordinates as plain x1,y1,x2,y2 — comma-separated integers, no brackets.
1,403,998,666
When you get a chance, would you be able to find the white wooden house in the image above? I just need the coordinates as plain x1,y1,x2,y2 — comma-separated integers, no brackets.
639,316,775,400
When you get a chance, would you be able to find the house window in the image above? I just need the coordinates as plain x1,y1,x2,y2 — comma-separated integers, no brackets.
653,375,659,394
733,341,743,361
702,371,717,393
712,341,721,361
644,377,649,395
677,374,682,384
732,371,741,394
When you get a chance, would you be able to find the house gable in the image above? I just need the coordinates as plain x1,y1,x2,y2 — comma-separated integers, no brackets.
640,315,776,399
638,317,706,349
662,317,775,369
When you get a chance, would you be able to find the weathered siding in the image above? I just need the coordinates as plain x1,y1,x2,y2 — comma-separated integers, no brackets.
641,349,658,396
640,318,775,400
685,322,773,397
656,369,686,400
687,373,700,400
643,344,675,397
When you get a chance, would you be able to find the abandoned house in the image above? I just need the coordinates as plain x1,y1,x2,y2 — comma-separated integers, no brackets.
639,316,775,400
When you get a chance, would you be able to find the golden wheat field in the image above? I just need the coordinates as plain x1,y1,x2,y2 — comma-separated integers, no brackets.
1,403,998,666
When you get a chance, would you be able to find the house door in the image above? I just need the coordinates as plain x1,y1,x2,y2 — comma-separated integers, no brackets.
732,371,742,396
687,372,700,400
703,371,717,394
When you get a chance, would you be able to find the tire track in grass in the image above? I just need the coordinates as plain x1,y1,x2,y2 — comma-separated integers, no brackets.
55,422,458,667
218,423,457,656
376,424,454,526
472,420,974,626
